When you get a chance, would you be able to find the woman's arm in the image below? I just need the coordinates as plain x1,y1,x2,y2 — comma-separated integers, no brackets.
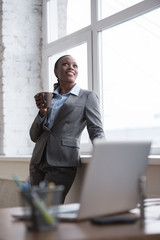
85,91,105,142
29,114,46,142
30,93,48,142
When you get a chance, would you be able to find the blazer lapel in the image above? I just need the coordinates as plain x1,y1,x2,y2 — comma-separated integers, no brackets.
51,94,79,128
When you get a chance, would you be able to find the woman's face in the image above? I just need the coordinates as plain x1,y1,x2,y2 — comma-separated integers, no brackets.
54,56,78,85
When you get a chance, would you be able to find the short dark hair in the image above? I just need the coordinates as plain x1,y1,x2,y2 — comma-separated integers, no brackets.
54,55,71,69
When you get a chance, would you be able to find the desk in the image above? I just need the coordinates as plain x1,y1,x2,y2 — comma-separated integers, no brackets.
0,205,160,240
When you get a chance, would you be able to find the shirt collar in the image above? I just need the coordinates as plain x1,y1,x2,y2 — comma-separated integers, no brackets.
53,84,80,96
70,84,80,96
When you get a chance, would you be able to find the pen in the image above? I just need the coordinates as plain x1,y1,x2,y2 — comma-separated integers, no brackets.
46,182,55,207
12,174,31,201
31,191,54,225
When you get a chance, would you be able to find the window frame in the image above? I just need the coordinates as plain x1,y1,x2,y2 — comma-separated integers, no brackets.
42,0,160,155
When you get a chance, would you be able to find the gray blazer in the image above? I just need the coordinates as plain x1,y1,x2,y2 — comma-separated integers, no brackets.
30,89,104,167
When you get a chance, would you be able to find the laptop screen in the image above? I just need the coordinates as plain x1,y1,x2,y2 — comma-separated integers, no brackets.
77,140,151,220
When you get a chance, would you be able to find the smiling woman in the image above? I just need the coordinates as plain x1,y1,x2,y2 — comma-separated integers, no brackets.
29,55,104,203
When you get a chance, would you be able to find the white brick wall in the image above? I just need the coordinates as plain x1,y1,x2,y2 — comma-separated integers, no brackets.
0,2,4,154
0,0,43,155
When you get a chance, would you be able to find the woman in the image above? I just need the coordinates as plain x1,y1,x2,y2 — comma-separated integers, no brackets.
29,55,104,202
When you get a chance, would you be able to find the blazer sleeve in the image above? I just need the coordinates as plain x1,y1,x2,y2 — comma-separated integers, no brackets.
29,113,46,142
85,91,105,141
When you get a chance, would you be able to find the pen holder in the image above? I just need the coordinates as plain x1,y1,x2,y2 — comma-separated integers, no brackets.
21,185,64,231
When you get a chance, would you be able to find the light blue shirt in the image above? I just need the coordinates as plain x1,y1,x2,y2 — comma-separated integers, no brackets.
39,84,80,129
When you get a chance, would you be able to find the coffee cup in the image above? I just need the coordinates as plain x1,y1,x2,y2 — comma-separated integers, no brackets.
37,92,53,109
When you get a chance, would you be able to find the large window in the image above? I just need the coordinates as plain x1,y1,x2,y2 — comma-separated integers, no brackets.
43,0,160,155
101,7,160,153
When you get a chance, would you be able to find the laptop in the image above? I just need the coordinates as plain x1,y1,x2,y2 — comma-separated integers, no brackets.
58,139,151,221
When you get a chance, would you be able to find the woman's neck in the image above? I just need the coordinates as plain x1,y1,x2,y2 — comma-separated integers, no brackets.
59,84,75,95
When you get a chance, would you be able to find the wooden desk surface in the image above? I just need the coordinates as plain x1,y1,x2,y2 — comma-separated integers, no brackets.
0,205,160,240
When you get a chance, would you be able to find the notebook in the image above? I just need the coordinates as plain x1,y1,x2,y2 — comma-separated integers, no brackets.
58,139,151,221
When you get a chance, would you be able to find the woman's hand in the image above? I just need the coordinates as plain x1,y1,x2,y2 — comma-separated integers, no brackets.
34,93,47,117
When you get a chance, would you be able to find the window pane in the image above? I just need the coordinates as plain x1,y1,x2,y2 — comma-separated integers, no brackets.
99,0,142,19
47,0,91,43
101,8,160,148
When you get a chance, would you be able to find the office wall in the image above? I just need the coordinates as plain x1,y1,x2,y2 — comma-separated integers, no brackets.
0,0,42,156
